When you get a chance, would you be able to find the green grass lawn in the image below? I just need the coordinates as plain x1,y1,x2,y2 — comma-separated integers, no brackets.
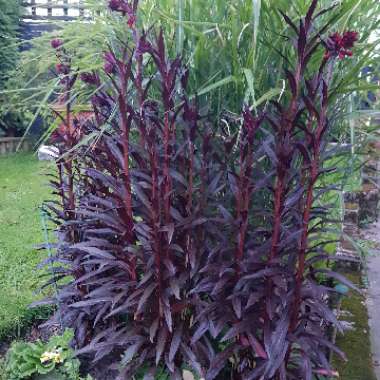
0,153,51,339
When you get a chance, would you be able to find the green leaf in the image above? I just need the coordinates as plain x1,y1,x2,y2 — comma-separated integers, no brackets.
191,75,236,98
244,68,256,105
252,87,283,108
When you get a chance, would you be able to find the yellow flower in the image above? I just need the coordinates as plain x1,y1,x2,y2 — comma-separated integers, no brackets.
40,348,63,364
40,352,51,364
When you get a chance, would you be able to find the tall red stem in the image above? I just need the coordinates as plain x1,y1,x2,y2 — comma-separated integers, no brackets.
118,64,136,280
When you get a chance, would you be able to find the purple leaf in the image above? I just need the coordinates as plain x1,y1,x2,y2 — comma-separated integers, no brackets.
169,323,183,363
136,283,157,314
206,345,236,380
156,326,168,365
150,318,160,343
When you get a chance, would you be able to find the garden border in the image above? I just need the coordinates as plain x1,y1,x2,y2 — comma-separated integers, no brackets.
0,138,30,155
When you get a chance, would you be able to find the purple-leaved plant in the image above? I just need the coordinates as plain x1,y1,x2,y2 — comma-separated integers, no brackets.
38,1,360,379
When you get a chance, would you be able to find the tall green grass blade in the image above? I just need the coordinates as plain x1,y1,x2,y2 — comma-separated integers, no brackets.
191,75,236,98
177,0,185,55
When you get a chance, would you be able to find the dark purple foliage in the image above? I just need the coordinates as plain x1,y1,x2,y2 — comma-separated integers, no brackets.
40,1,359,379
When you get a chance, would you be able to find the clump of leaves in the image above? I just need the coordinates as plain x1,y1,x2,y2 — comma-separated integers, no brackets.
38,0,360,379
4,329,91,380
192,1,360,377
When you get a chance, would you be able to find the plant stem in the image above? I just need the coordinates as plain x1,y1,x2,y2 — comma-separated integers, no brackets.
118,63,136,280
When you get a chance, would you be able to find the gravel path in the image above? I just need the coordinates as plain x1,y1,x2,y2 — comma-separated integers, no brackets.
364,221,380,379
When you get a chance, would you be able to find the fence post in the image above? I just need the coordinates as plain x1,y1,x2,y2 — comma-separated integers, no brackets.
63,0,69,17
47,0,52,17
31,0,36,16
79,0,84,17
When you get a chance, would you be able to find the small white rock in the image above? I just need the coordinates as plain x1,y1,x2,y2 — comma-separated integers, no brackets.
182,370,195,380
38,145,60,161
183,370,204,380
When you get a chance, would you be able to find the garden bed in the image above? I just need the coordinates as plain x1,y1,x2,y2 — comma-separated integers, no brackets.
0,138,30,156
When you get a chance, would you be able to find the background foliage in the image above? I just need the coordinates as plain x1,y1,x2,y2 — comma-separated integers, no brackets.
0,0,20,86
0,0,22,136
2,0,379,143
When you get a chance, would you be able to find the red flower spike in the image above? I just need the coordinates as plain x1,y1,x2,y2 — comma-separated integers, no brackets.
325,30,359,60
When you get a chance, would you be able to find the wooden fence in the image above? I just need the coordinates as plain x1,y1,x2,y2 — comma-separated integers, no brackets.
22,1,86,21
0,138,31,156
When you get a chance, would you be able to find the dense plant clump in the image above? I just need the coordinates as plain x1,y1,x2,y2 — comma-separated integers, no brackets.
39,0,359,379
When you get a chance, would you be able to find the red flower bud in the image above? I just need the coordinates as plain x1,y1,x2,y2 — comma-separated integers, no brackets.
103,52,117,74
80,72,100,85
56,63,70,75
108,0,121,11
136,36,151,56
127,14,136,28
51,39,63,49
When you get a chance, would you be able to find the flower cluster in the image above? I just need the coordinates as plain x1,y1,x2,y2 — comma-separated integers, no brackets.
108,0,136,28
325,30,359,60
40,348,63,365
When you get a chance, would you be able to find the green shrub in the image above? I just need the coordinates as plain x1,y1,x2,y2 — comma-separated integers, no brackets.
4,329,91,380
0,0,22,136
0,0,19,85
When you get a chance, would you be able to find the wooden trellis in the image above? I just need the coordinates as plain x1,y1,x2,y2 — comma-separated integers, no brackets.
20,1,90,41
22,1,86,22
